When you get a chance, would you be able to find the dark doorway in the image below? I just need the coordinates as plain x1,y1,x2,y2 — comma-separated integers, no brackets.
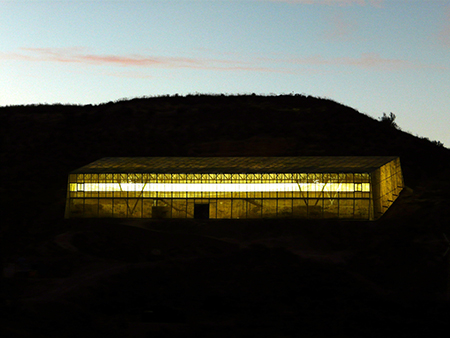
194,204,210,219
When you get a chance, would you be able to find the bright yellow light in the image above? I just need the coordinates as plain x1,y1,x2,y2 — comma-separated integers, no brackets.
70,182,370,192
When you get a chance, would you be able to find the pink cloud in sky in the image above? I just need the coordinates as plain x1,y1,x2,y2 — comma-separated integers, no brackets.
5,47,275,73
19,47,193,67
2,47,438,76
286,53,422,71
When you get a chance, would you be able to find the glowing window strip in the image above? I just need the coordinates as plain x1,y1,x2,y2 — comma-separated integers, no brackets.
70,183,370,192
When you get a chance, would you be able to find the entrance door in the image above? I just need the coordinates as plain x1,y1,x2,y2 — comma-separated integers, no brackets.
194,204,210,219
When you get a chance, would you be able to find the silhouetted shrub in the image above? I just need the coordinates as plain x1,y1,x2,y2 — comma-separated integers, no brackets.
380,112,399,129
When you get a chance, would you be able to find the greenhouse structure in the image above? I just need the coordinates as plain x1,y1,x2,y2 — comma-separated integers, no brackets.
65,156,403,220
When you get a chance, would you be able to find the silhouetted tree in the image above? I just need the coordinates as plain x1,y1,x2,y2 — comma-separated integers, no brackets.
380,112,398,129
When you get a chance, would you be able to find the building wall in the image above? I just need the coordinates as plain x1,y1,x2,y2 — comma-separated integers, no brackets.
67,197,373,219
371,157,404,219
66,171,374,220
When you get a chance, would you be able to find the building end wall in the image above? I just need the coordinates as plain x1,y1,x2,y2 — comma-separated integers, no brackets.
371,157,403,220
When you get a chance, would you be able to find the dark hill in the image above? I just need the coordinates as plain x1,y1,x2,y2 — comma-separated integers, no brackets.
2,94,449,223
2,93,450,236
2,94,450,337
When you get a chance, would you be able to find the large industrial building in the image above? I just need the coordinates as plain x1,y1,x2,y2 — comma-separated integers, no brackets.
65,156,403,220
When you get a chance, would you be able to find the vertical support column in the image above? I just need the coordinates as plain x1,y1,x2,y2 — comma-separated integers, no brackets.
185,173,188,218
276,173,279,218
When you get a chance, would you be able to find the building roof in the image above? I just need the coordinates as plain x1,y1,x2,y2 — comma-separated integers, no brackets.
70,156,399,174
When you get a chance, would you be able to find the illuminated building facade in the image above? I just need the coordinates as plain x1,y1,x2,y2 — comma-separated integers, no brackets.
65,157,403,220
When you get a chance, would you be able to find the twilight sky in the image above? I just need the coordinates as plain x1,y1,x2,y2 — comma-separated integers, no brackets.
1,0,449,146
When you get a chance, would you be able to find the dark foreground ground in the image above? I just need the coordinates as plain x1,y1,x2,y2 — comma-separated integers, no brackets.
2,190,450,338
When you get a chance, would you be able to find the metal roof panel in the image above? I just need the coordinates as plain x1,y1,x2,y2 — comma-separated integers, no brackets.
70,156,399,174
